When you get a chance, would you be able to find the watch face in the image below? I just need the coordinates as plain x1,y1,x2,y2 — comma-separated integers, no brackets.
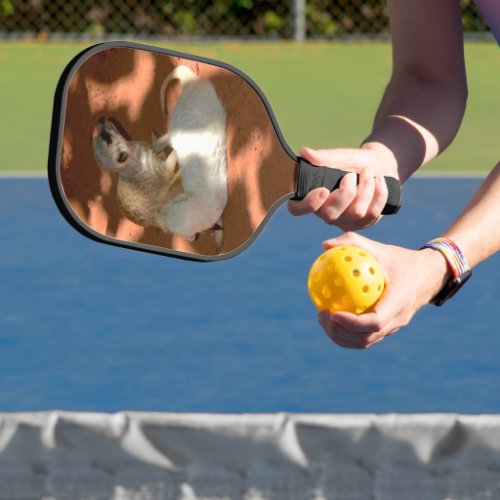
432,269,472,306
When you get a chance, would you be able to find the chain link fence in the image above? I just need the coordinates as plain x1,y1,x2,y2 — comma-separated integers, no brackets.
0,0,491,40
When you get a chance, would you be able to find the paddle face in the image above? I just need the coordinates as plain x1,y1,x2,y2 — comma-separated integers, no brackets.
49,41,297,261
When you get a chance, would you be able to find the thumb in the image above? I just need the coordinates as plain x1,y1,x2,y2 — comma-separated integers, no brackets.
322,231,368,250
299,147,366,170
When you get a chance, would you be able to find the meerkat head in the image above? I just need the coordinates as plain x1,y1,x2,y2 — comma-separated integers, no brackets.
93,118,141,175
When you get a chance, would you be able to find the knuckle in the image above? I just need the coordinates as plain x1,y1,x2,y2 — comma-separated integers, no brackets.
366,204,382,219
343,182,357,198
321,208,340,225
371,318,385,333
350,205,367,220
360,169,374,186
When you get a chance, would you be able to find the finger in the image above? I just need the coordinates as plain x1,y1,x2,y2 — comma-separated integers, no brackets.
364,174,389,223
322,231,369,251
321,325,365,349
330,311,385,335
319,311,372,349
343,164,376,220
332,294,402,340
330,316,390,349
319,308,394,349
288,188,330,216
331,336,365,349
316,172,357,224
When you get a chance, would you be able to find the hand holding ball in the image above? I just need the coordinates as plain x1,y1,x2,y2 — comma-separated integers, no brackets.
308,245,385,314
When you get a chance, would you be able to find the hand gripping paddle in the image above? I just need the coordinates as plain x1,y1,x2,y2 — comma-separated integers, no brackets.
48,41,401,262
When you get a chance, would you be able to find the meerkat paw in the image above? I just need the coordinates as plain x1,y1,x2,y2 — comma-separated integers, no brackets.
153,132,171,152
164,149,178,174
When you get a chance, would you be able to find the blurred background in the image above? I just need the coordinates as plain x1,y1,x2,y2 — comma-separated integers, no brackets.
0,0,492,40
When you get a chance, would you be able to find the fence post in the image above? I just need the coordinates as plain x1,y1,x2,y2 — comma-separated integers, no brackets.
292,0,306,42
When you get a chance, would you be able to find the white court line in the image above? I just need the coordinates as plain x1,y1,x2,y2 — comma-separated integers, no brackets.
414,170,487,178
0,171,47,178
0,170,489,179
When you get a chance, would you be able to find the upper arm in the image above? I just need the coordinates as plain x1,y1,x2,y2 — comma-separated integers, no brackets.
387,0,467,87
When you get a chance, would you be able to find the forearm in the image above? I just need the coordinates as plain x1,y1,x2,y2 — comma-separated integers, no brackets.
413,163,500,307
441,162,500,267
362,73,467,182
361,0,467,183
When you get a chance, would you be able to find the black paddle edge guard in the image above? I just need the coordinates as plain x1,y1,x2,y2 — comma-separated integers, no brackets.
293,157,402,215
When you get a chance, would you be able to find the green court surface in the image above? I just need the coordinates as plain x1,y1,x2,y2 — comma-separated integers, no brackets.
0,40,497,172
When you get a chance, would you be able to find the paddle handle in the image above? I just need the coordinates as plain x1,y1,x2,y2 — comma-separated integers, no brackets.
293,157,402,215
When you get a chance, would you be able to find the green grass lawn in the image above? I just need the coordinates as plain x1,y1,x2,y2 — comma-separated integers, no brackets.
0,40,497,172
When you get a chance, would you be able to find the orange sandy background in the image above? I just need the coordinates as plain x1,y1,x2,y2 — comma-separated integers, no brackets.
60,47,296,257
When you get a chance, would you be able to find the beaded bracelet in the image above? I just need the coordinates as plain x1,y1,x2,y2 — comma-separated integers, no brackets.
420,238,472,306
421,238,470,278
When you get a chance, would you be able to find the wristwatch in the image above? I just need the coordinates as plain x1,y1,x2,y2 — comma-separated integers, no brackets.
421,238,472,306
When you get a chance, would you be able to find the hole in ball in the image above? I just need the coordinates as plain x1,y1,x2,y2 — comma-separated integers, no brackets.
344,256,352,262
362,285,369,293
352,269,360,277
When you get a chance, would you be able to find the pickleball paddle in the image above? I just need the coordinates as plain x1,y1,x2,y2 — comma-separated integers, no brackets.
48,41,401,262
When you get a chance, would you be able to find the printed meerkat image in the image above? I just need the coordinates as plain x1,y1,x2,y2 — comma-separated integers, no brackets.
93,64,228,252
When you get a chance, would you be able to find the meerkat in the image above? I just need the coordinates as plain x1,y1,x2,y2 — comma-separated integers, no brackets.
93,117,183,232
92,65,228,253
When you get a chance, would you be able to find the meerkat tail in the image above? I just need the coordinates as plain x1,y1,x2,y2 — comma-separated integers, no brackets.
160,65,198,118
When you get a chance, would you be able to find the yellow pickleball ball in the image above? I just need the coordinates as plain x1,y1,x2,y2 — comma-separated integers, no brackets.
308,245,385,314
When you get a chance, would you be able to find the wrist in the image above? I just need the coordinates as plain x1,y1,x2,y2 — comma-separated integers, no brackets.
418,248,452,303
420,238,472,306
361,141,399,178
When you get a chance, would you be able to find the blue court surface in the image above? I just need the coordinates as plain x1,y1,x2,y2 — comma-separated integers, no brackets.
0,176,498,413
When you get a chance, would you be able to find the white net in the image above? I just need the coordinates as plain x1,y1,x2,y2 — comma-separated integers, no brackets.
0,412,500,499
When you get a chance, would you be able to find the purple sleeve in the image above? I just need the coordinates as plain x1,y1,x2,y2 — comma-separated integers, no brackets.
473,0,500,45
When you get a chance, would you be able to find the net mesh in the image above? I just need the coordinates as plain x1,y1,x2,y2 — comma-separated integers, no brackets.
0,0,491,39
1,412,500,499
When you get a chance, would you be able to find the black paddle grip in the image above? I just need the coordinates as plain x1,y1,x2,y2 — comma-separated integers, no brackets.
293,157,402,215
